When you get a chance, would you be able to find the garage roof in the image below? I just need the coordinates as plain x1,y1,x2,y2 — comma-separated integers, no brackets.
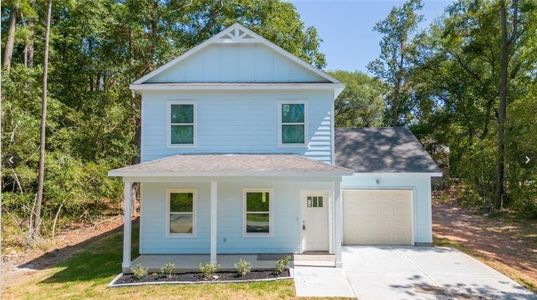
335,127,442,174
109,154,354,177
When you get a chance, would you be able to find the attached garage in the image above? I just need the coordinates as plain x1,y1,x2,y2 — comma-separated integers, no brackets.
336,128,443,246
342,190,413,245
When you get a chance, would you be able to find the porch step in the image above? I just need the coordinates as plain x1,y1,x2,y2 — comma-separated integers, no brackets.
293,260,335,267
293,254,335,267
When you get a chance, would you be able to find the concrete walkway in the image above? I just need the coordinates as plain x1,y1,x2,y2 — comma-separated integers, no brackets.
294,246,536,299
343,246,536,300
293,266,355,298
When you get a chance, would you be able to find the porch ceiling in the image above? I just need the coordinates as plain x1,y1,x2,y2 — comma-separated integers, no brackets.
108,154,353,178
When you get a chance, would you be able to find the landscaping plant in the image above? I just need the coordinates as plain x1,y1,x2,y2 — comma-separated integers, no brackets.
160,260,175,278
199,262,220,279
234,259,251,277
275,256,291,275
133,264,148,280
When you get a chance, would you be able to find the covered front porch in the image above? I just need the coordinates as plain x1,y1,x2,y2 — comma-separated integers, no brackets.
109,154,352,274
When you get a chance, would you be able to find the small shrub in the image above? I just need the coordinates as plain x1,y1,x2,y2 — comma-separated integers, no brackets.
132,264,148,280
199,262,220,279
275,256,291,275
160,260,175,277
234,258,251,277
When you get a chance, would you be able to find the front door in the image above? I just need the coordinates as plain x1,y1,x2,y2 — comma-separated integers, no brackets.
301,191,329,252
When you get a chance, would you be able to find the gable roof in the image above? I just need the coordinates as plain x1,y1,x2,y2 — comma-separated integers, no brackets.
130,23,343,95
335,127,442,174
108,154,353,177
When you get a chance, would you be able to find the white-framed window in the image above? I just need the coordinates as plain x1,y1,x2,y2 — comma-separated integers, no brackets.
166,189,197,237
278,101,307,146
242,189,273,237
167,101,197,147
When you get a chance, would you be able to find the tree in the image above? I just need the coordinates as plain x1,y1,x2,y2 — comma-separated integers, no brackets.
29,0,52,240
409,0,537,213
330,70,385,128
496,0,524,210
368,0,423,126
3,1,18,71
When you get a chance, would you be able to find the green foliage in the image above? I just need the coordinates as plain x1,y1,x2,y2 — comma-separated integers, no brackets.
234,258,251,277
368,0,424,126
275,256,290,275
330,70,385,127
398,0,537,216
199,262,220,279
160,260,175,277
132,264,148,280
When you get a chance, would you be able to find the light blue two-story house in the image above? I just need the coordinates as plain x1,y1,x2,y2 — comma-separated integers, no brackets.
109,23,441,272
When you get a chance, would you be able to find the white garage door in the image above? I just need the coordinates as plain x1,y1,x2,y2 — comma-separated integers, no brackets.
343,190,413,245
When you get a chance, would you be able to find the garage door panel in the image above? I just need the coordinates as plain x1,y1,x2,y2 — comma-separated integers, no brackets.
343,190,413,245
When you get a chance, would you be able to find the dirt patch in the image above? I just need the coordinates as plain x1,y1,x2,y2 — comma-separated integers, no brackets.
2,215,128,288
433,196,537,285
114,269,290,285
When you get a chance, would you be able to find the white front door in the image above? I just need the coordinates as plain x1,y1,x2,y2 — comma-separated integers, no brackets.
301,191,329,252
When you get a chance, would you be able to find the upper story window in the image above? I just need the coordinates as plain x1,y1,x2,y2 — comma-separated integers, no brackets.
280,102,306,145
168,101,196,147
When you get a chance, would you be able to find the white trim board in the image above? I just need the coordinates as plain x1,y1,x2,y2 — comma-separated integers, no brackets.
130,83,344,92
132,23,341,86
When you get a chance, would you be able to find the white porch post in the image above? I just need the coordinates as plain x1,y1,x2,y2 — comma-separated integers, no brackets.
210,181,218,264
122,181,133,272
334,181,343,268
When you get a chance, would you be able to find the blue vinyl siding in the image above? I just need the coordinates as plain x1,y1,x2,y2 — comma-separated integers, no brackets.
139,180,333,254
146,44,327,83
141,90,333,163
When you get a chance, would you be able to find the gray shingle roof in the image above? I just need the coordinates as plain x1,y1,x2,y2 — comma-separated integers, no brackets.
109,154,353,177
335,127,442,174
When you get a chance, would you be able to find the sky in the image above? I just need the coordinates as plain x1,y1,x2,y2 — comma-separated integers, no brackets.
291,0,453,73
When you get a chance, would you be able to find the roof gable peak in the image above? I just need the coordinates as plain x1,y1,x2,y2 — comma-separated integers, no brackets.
132,23,341,88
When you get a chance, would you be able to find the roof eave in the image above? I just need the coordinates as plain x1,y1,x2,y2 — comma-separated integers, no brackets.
129,82,344,93
108,170,353,178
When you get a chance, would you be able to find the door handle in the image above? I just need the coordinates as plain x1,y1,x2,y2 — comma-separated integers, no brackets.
302,220,306,230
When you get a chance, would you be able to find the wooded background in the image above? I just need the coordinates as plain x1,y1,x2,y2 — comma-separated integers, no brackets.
1,0,536,247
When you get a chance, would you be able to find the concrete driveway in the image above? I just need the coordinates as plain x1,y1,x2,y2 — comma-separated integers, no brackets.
343,246,536,300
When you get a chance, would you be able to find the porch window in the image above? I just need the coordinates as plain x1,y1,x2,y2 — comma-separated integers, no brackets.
166,189,196,237
280,102,305,144
243,189,272,236
168,101,196,146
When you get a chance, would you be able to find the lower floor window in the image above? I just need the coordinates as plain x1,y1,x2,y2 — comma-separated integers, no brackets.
244,190,271,235
167,189,196,236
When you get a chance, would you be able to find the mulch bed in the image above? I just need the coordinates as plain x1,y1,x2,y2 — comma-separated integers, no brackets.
114,269,291,285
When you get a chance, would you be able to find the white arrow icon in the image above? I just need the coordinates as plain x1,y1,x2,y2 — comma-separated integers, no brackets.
8,156,14,165
526,156,531,164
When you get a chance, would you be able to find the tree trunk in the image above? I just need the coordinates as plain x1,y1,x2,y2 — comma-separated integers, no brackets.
3,4,18,72
495,0,509,210
30,0,53,240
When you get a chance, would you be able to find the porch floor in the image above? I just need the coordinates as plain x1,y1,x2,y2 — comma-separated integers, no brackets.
129,253,335,273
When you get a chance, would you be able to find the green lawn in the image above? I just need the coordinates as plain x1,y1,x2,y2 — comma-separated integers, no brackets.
4,225,298,300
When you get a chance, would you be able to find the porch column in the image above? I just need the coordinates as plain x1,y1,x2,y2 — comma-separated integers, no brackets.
334,181,343,268
122,181,133,272
210,181,218,264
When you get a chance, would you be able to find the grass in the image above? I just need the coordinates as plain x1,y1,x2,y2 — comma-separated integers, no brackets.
3,225,300,300
434,236,537,294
